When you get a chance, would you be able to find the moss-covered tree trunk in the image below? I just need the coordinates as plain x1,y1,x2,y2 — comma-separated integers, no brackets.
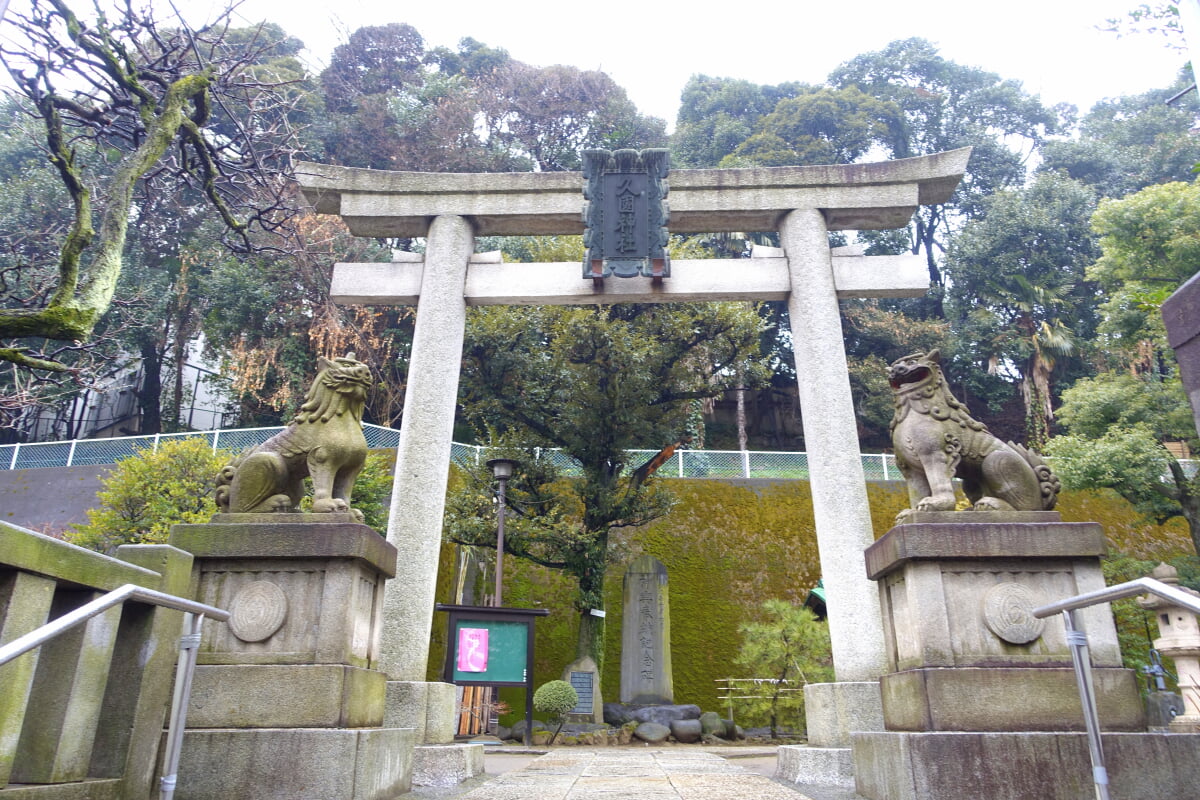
572,526,610,681
0,73,212,369
575,608,605,679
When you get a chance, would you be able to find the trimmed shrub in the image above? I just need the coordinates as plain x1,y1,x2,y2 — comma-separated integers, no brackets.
533,679,579,744
68,438,227,553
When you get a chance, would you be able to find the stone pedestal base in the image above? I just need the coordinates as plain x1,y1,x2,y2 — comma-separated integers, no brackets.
1169,714,1200,732
176,727,414,800
880,666,1144,732
189,664,386,728
852,731,1200,800
384,680,456,743
167,520,409,799
865,518,1145,734
411,743,485,787
804,681,884,747
776,745,854,788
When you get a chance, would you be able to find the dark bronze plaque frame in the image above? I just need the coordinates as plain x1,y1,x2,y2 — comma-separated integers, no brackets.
582,148,670,280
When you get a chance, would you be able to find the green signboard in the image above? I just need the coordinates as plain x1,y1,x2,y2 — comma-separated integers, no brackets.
437,604,550,746
449,618,529,684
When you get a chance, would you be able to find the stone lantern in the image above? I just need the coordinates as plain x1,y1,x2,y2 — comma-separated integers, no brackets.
1139,562,1200,732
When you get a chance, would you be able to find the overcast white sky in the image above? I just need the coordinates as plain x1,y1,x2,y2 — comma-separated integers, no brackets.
216,0,1192,127
3,1,1191,126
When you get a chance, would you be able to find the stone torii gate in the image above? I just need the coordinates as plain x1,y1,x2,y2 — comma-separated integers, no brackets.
296,149,969,740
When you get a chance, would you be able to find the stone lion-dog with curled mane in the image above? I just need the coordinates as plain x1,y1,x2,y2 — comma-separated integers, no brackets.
215,354,372,519
889,349,1060,524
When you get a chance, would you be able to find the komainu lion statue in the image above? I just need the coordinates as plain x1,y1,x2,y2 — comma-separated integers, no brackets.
889,349,1060,524
215,354,372,518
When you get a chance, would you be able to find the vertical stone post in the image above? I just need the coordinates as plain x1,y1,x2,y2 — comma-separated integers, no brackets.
11,595,123,783
779,208,888,683
0,572,54,785
381,214,473,682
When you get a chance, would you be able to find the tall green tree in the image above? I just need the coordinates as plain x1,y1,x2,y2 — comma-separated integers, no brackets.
672,76,804,168
829,38,1063,291
722,86,903,168
320,26,665,173
476,62,666,171
1088,180,1200,373
943,173,1101,445
1090,180,1200,289
1047,175,1200,553
320,23,427,113
1039,73,1199,199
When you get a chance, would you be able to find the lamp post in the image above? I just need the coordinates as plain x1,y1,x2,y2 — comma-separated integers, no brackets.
486,458,517,608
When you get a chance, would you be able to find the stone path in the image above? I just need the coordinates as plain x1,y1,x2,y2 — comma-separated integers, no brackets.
448,748,820,800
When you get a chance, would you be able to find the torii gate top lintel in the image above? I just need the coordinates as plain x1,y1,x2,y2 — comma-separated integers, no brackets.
295,147,970,239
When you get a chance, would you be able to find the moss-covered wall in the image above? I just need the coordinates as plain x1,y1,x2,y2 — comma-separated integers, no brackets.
427,478,1193,722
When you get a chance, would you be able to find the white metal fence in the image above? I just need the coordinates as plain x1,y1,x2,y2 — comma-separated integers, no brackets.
0,423,903,480
4,423,1193,482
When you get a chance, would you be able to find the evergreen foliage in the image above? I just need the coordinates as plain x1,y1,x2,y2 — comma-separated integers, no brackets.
1045,178,1200,554
734,600,832,738
67,438,227,552
68,438,393,553
1048,373,1199,552
451,299,764,678
944,173,1101,445
533,679,579,744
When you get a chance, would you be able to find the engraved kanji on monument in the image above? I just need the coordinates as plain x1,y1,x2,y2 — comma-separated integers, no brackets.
619,554,673,704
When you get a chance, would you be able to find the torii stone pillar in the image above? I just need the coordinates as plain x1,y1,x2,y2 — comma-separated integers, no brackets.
781,208,885,684
381,214,472,684
296,149,969,744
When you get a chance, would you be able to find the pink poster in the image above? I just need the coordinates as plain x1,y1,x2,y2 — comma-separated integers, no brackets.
457,627,489,672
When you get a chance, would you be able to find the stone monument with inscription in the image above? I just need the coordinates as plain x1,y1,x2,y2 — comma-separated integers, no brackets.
620,555,673,705
562,655,602,724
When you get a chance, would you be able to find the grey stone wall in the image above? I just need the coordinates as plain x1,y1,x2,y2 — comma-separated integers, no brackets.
0,464,112,535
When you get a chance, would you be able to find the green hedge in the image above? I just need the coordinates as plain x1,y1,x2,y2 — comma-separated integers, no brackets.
426,478,1193,722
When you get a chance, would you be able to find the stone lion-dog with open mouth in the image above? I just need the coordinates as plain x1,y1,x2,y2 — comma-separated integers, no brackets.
888,349,1060,525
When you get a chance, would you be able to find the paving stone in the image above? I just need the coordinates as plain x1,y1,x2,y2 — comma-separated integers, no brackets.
444,748,817,799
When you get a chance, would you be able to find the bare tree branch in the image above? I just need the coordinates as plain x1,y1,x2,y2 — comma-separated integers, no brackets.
0,0,303,371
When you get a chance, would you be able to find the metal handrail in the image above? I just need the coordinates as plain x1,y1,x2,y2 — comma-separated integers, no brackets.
1033,576,1200,618
0,583,228,800
1032,577,1200,800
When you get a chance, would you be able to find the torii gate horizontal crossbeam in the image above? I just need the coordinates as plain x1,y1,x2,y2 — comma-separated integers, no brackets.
296,148,970,238
330,252,929,307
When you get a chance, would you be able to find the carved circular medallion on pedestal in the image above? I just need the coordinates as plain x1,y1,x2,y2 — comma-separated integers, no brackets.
227,581,288,642
981,582,1045,645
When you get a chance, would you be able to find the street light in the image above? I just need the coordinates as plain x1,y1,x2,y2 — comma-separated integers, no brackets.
486,458,517,608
